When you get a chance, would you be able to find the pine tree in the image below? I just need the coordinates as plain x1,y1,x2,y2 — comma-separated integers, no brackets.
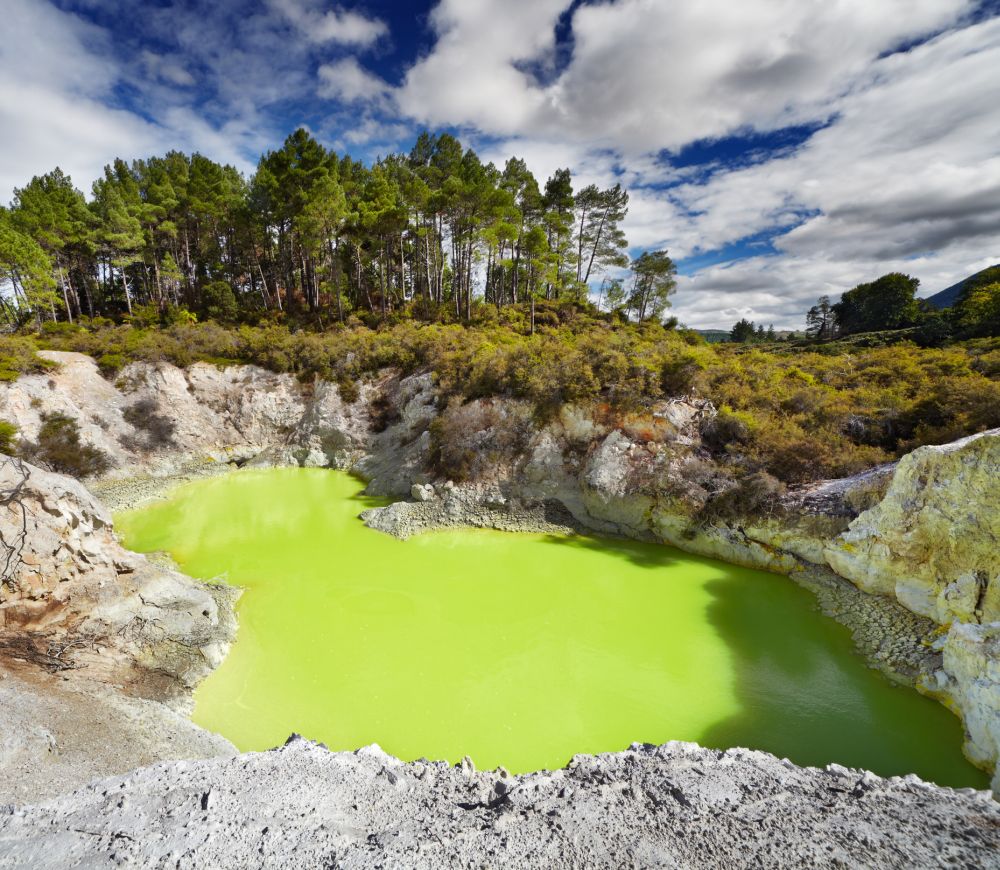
627,250,677,321
805,295,836,340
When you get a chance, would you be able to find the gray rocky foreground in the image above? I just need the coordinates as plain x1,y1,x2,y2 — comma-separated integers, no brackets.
1,737,997,869
0,662,235,805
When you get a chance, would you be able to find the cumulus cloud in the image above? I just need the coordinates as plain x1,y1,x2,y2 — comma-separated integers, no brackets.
0,0,163,200
397,0,570,134
659,17,1000,327
268,0,387,46
0,0,272,202
318,57,390,104
432,2,998,328
397,0,974,151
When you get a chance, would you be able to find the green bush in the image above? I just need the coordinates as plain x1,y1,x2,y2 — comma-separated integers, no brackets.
22,412,111,478
0,421,18,454
0,335,53,381
30,313,1000,484
97,352,126,376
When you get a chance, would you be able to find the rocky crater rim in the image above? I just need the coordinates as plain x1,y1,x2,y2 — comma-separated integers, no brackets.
1,349,998,810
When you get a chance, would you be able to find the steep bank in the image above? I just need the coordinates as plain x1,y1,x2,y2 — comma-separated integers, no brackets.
0,453,239,802
0,349,998,801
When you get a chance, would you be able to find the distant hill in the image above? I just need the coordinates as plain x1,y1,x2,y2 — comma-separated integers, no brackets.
696,329,801,343
696,330,731,343
925,264,1000,309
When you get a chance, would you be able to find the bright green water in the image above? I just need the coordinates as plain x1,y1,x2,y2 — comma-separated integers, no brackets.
116,468,986,787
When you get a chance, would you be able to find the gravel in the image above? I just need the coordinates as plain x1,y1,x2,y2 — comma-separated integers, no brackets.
1,736,997,869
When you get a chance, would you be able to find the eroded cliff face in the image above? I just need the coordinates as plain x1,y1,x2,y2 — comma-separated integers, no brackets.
0,454,240,803
0,350,370,481
824,431,999,625
1,353,999,797
0,456,237,700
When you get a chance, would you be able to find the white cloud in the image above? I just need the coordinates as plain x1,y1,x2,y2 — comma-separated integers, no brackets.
140,50,196,87
0,0,117,96
0,75,163,202
396,0,974,151
435,4,999,329
340,117,411,147
0,0,265,203
318,57,390,104
269,0,387,47
0,0,161,200
661,18,1000,327
397,0,570,134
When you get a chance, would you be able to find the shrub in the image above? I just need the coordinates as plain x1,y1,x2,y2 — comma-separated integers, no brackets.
0,421,18,454
428,400,531,482
955,281,1000,338
698,471,786,524
701,407,756,452
122,398,176,449
97,352,126,376
30,312,1000,484
336,376,360,404
661,352,706,396
0,335,53,381
22,412,111,478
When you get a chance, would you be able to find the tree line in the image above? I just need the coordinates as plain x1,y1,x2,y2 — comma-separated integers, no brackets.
805,270,1000,343
0,129,677,331
724,269,1000,346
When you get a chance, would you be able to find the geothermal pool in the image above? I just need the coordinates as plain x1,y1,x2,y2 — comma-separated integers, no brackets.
116,468,986,787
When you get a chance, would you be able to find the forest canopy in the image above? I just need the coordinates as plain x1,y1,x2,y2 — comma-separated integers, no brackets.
0,129,674,330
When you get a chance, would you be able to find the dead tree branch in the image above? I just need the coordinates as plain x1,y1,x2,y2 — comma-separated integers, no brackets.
0,455,30,586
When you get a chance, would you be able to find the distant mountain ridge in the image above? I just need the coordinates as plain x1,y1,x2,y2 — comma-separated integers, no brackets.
925,264,1000,309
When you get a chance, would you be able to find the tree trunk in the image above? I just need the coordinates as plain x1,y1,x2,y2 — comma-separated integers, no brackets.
57,265,73,323
120,267,133,316
583,206,609,285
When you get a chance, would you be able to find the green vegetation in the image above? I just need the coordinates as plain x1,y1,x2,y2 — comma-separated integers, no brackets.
728,319,776,344
20,412,111,478
953,270,1000,338
0,421,18,455
797,268,1000,346
32,312,1000,485
0,129,671,328
833,273,922,335
0,334,54,382
1,126,995,488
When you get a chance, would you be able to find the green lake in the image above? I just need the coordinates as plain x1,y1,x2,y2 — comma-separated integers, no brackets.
116,467,987,788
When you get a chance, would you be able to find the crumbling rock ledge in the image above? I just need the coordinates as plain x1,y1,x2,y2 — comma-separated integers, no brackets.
0,454,239,802
0,737,996,869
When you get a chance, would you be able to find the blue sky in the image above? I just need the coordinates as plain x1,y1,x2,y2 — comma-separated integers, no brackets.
3,0,999,328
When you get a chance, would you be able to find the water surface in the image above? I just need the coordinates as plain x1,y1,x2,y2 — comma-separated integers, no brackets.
116,468,986,787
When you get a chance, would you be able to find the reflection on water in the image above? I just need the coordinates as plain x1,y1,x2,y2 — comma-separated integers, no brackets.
116,468,986,787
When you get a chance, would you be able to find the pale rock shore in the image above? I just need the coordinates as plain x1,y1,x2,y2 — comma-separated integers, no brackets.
0,737,998,870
